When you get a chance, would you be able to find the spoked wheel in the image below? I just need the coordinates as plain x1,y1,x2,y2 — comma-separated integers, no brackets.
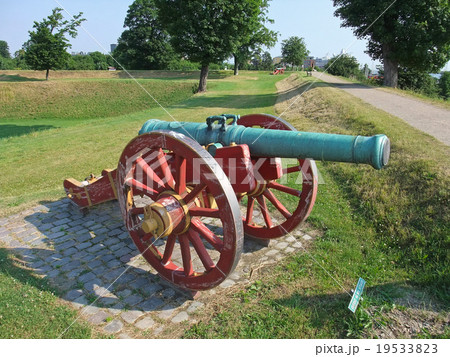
238,114,318,239
117,130,244,291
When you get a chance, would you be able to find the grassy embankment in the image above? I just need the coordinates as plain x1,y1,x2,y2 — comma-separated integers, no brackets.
0,69,282,338
184,74,449,338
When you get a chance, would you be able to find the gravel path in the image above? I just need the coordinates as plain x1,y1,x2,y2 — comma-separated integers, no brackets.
312,72,450,146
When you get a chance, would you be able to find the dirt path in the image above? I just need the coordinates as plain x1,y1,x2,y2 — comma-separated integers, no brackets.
312,72,450,146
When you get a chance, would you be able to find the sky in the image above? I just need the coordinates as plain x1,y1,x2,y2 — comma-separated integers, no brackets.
1,0,448,72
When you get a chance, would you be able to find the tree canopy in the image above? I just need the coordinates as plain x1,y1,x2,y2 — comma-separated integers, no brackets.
156,0,267,92
232,0,278,75
325,54,361,78
281,36,309,69
0,41,11,59
333,0,450,87
114,0,175,70
24,8,85,80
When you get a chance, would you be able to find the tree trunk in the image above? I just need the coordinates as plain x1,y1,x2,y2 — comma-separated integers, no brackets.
234,54,239,76
198,64,209,93
46,69,49,81
382,44,398,88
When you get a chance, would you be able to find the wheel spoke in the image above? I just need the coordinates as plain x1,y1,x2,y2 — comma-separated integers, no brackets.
189,207,221,218
263,189,292,219
268,181,301,197
187,229,215,271
256,196,273,228
245,197,255,224
125,178,158,198
136,157,165,190
191,218,223,251
178,234,193,277
183,183,206,204
157,149,175,189
284,165,301,174
161,234,176,265
175,154,186,194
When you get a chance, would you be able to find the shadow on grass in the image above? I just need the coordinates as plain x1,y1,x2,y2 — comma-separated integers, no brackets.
0,74,44,82
0,247,55,293
0,124,57,139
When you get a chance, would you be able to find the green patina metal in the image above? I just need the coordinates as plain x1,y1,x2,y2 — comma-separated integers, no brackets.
139,115,390,170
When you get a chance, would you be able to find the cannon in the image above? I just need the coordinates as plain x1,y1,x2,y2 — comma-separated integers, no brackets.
64,114,390,291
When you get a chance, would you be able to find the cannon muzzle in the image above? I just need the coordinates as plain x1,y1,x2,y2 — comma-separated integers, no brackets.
139,117,390,169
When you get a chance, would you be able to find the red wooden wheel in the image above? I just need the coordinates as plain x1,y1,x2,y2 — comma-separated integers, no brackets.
238,114,318,239
117,130,243,291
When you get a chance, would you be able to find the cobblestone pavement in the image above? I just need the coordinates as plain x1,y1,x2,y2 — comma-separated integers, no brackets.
0,199,312,338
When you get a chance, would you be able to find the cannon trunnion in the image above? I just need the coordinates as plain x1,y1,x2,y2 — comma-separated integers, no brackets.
64,114,390,291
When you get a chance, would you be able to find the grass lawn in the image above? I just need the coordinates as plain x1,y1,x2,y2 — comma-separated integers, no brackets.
184,74,449,339
0,247,94,338
0,70,448,339
0,70,280,216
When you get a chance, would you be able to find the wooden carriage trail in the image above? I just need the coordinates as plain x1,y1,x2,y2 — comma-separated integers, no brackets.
0,198,311,337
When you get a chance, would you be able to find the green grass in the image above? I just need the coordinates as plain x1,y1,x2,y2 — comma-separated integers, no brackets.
0,248,93,338
184,74,449,339
0,70,282,215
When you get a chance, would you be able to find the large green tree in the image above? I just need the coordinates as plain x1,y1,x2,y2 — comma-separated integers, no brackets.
24,8,85,80
0,40,11,59
281,36,309,70
156,0,264,92
232,0,278,75
333,0,450,87
115,0,175,70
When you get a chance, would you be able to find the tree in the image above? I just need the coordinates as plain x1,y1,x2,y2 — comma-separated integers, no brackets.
0,40,11,58
115,0,175,70
438,72,450,100
261,51,273,70
24,8,85,80
333,0,450,87
232,0,278,75
325,54,361,78
156,0,264,92
281,36,309,70
67,54,95,70
14,49,30,70
89,51,109,70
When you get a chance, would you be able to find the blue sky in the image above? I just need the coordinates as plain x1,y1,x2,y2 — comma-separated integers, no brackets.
2,0,447,71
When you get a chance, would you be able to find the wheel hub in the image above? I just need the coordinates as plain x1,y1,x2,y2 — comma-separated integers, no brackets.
141,191,190,238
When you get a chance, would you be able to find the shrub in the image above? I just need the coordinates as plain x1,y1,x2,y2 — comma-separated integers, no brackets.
324,54,360,78
438,71,450,100
398,68,439,97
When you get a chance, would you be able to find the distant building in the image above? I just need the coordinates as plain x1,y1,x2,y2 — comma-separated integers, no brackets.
304,56,316,69
110,44,117,52
315,57,329,68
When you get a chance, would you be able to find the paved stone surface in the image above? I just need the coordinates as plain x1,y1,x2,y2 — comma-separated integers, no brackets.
121,310,144,324
0,199,314,338
104,320,124,334
171,311,189,324
135,317,155,330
